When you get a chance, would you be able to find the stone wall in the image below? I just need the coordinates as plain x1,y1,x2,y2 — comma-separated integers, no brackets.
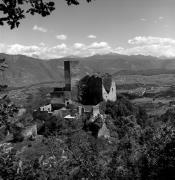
102,81,117,102
77,73,117,105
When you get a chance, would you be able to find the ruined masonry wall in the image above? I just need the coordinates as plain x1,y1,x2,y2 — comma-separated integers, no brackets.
102,81,116,102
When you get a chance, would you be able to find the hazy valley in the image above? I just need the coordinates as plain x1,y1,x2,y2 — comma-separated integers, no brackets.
2,53,175,87
2,53,175,115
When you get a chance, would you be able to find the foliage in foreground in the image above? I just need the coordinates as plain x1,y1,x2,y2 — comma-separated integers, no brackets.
1,94,175,179
0,0,93,29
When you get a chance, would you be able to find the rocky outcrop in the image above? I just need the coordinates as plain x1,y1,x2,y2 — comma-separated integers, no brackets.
13,124,37,142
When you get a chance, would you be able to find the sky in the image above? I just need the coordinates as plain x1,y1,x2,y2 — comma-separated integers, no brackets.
0,0,175,59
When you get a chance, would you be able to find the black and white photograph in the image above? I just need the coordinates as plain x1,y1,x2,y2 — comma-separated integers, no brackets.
0,0,175,179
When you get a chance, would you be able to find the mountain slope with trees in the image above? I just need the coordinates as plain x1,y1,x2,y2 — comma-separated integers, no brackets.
1,53,175,87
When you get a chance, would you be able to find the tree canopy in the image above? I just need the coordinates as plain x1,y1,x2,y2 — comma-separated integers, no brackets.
0,0,93,29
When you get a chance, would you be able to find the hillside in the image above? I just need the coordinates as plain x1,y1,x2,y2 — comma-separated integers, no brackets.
1,53,175,87
0,53,64,87
114,69,175,76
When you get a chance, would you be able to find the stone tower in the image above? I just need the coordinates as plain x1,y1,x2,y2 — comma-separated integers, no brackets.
64,61,71,91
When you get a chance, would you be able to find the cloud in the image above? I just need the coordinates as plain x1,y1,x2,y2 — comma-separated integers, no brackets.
158,16,164,21
87,42,112,55
89,42,109,49
71,41,112,57
0,41,111,59
128,36,175,46
5,41,111,58
0,43,68,59
115,45,175,58
140,18,147,21
0,43,6,52
39,42,45,46
1,37,175,59
88,35,97,39
52,44,67,50
73,43,86,49
154,16,165,24
33,25,47,33
115,36,175,58
56,34,67,40
7,44,40,55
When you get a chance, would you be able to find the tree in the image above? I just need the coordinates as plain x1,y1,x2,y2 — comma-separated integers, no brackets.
0,0,93,29
0,147,20,180
77,75,103,105
0,96,19,138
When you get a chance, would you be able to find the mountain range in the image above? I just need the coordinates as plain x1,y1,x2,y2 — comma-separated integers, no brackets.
1,53,175,87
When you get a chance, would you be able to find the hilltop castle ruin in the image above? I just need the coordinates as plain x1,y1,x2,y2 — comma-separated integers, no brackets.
78,73,117,105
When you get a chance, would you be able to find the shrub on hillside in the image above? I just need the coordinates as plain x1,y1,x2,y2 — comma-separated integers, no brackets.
160,108,175,125
102,95,137,119
25,87,51,113
100,95,148,129
0,147,20,180
0,96,19,140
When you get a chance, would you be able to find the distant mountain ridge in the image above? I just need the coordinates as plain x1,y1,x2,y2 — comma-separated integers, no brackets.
0,53,175,87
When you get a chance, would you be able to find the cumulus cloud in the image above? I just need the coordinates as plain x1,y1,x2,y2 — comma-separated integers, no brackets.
1,36,175,59
140,18,147,21
88,35,97,39
56,34,67,40
73,43,86,49
154,16,165,24
87,42,112,55
33,25,47,33
71,41,112,57
7,44,40,55
89,42,110,49
115,36,175,58
39,42,45,46
0,43,68,59
128,36,175,45
3,41,111,59
158,16,164,21
52,44,67,50
0,41,111,59
0,43,6,52
115,44,175,58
